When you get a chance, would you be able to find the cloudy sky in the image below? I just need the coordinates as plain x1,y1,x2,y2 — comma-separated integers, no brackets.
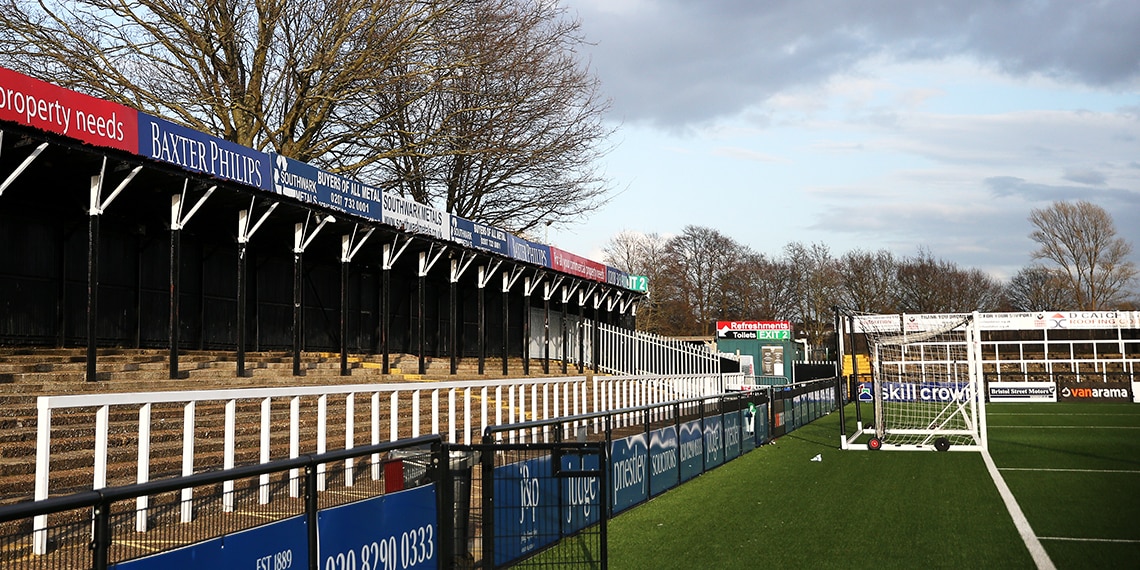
547,0,1140,279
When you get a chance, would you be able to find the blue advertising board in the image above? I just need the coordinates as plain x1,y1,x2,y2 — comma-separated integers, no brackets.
112,515,307,570
703,415,724,469
449,216,509,256
270,153,383,222
723,410,741,461
560,452,602,535
678,420,703,482
492,456,559,567
610,433,648,513
740,407,756,452
857,381,971,403
648,425,679,496
317,483,438,570
138,113,270,190
507,234,551,268
605,266,629,289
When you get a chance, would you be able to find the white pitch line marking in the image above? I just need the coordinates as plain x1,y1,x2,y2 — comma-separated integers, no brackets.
989,425,1140,429
999,467,1140,474
1039,536,1140,544
982,450,1056,570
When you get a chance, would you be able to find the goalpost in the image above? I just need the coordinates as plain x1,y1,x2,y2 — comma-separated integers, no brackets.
842,311,987,452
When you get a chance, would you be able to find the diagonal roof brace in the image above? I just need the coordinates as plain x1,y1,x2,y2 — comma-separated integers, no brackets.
477,259,503,289
0,133,48,200
502,265,525,293
619,295,638,315
170,180,216,231
450,251,477,283
90,156,142,215
341,224,375,263
383,235,413,270
523,271,546,297
238,198,279,244
578,283,598,307
561,280,582,304
593,288,610,310
418,243,447,277
606,290,624,312
294,210,336,253
543,275,565,301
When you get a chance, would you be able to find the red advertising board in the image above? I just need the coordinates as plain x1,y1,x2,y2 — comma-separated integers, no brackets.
550,246,606,282
0,66,137,152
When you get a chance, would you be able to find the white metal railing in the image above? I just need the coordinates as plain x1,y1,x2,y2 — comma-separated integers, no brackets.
30,371,729,554
592,322,733,375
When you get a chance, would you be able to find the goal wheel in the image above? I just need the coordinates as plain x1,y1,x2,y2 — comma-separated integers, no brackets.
867,437,882,451
934,438,951,452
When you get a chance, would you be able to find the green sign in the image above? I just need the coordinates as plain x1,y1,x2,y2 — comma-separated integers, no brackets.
629,275,649,292
758,330,790,340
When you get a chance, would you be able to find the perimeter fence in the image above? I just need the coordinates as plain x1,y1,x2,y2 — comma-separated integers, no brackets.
0,377,842,569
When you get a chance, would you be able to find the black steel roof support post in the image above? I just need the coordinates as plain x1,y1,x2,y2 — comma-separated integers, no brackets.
502,283,510,376
477,267,486,375
169,225,181,379
449,274,457,375
523,280,531,376
416,245,447,376
292,248,303,377
418,269,426,375
561,287,569,375
340,258,349,376
543,283,550,375
235,202,275,378
382,265,390,374
236,241,248,377
86,209,100,382
577,291,585,374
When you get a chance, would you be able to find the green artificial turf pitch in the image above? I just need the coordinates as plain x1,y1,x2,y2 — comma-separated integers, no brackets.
604,402,1139,569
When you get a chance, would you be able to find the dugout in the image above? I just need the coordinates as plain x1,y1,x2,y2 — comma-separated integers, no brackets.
0,70,643,380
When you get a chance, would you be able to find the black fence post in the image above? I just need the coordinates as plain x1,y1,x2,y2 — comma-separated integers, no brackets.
434,441,454,569
305,464,319,570
91,499,111,570
481,436,496,567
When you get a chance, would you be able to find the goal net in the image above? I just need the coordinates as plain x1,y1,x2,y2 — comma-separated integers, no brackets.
857,312,986,451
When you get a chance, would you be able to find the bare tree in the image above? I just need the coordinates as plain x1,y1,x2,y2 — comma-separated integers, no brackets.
783,242,842,350
655,226,741,336
728,251,798,322
0,0,613,229
1006,265,1074,311
602,230,669,331
1028,200,1138,309
837,249,900,313
894,249,1004,313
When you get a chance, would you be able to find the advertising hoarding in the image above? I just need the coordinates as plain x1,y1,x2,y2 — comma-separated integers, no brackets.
449,215,509,256
112,515,307,570
988,381,1057,402
139,113,270,190
0,67,138,152
317,484,438,570
381,191,449,240
270,153,383,221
